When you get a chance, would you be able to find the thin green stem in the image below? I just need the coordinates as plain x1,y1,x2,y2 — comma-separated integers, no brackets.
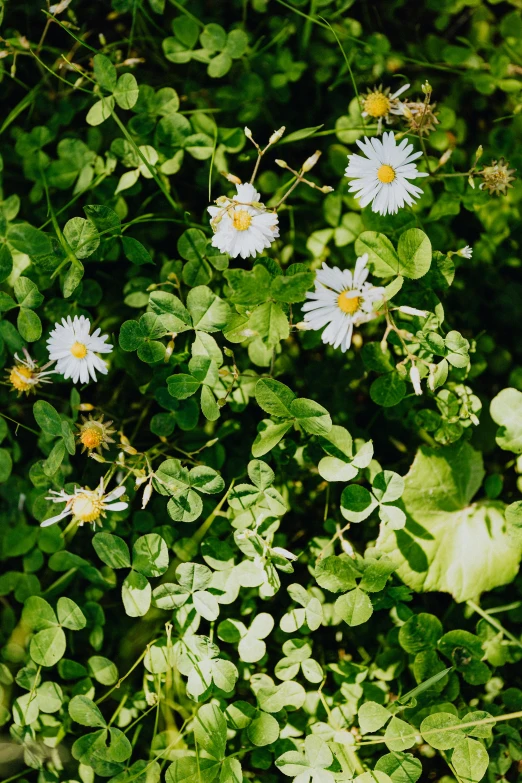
467,599,522,650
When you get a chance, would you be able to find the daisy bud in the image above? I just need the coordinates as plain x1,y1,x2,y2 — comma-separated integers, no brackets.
141,482,153,509
438,149,452,167
320,185,335,193
302,150,321,173
223,172,242,185
89,453,106,463
78,403,95,411
164,338,176,362
410,364,423,396
244,127,253,141
428,365,436,392
421,80,432,96
295,321,311,331
269,126,286,144
474,145,483,164
468,175,475,189
397,306,428,317
275,159,289,169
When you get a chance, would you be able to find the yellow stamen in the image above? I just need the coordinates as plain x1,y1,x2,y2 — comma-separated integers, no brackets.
337,292,360,315
71,341,88,359
71,494,103,524
377,164,395,183
80,426,103,450
364,92,390,118
232,210,252,231
9,365,34,392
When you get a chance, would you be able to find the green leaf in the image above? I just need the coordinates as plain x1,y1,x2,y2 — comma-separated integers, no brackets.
0,449,13,483
63,217,100,259
247,711,280,746
122,571,151,617
358,701,392,734
385,717,416,752
398,613,443,653
30,626,66,667
341,485,378,523
420,712,465,750
122,236,153,265
397,229,432,279
370,373,406,407
114,73,139,109
168,374,201,399
57,597,86,630
451,738,489,783
490,388,522,453
69,694,107,727
86,96,115,126
252,420,293,458
375,753,422,783
187,285,229,332
255,379,295,418
93,532,131,569
377,442,522,601
33,400,62,438
355,232,400,277
291,398,332,435
314,555,360,592
194,703,227,760
14,277,43,308
132,534,169,577
88,656,119,686
17,308,42,342
93,54,117,91
335,587,373,626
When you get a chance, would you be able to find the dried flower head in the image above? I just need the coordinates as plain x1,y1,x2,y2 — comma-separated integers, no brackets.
6,349,55,396
76,414,116,454
402,100,440,136
478,158,516,197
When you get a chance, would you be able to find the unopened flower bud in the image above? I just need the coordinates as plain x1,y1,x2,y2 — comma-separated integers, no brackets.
410,364,422,396
468,175,475,189
470,413,480,427
428,365,436,392
398,305,428,317
421,80,432,96
275,159,289,169
438,149,452,167
320,185,335,193
164,338,176,362
141,482,153,509
78,403,95,411
271,546,297,561
295,321,311,331
474,145,483,164
302,150,321,173
89,453,106,463
244,127,253,140
269,126,286,144
223,171,242,185
134,475,148,488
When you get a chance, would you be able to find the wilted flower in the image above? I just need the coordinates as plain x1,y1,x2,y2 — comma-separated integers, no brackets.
410,364,423,396
402,100,440,135
207,183,279,260
302,255,385,353
345,132,428,216
6,349,54,395
42,479,128,528
47,315,113,384
478,158,516,196
360,84,410,133
76,414,116,454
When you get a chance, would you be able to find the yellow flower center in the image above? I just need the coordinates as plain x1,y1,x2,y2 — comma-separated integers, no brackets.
9,365,34,392
232,210,252,231
377,164,395,183
80,426,103,450
71,341,87,359
337,292,360,315
71,493,103,523
364,93,390,118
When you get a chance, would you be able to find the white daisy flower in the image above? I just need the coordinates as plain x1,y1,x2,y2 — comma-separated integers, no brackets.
302,254,385,353
42,479,128,528
6,349,55,396
345,132,429,216
207,183,279,260
457,245,473,259
361,83,410,133
47,315,113,384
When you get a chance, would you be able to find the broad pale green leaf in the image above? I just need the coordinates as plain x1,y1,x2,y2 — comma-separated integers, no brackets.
57,597,86,630
93,532,131,569
255,378,295,418
490,387,522,453
377,442,522,601
358,701,392,734
375,753,422,783
194,703,227,760
385,717,416,752
355,231,400,277
132,534,169,577
420,712,465,750
122,571,151,617
335,587,373,626
397,229,431,279
33,400,62,438
88,656,119,686
63,217,100,259
451,738,489,783
114,73,139,109
247,711,280,746
252,419,293,458
30,626,66,667
69,695,107,728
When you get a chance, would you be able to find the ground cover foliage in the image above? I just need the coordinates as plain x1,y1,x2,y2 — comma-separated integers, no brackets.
1,0,522,781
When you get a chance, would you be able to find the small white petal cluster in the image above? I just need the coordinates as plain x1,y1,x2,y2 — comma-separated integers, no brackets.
457,245,473,259
47,315,113,384
42,480,128,528
302,254,385,353
345,132,428,216
208,183,279,260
